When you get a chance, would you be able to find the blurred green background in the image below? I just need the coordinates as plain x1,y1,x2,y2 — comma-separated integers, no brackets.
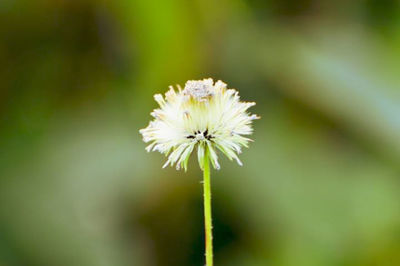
1,0,400,265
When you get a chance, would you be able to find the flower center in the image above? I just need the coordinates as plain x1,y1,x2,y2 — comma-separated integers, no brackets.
195,132,205,141
186,129,213,141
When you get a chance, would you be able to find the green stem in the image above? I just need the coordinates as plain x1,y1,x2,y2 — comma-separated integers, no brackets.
203,148,213,266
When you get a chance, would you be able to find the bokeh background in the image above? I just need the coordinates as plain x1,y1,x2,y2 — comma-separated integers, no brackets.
1,0,400,265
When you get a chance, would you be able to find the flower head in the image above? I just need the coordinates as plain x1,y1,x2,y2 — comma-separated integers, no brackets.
139,78,259,171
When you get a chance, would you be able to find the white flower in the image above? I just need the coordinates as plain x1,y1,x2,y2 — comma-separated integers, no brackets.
139,78,259,171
